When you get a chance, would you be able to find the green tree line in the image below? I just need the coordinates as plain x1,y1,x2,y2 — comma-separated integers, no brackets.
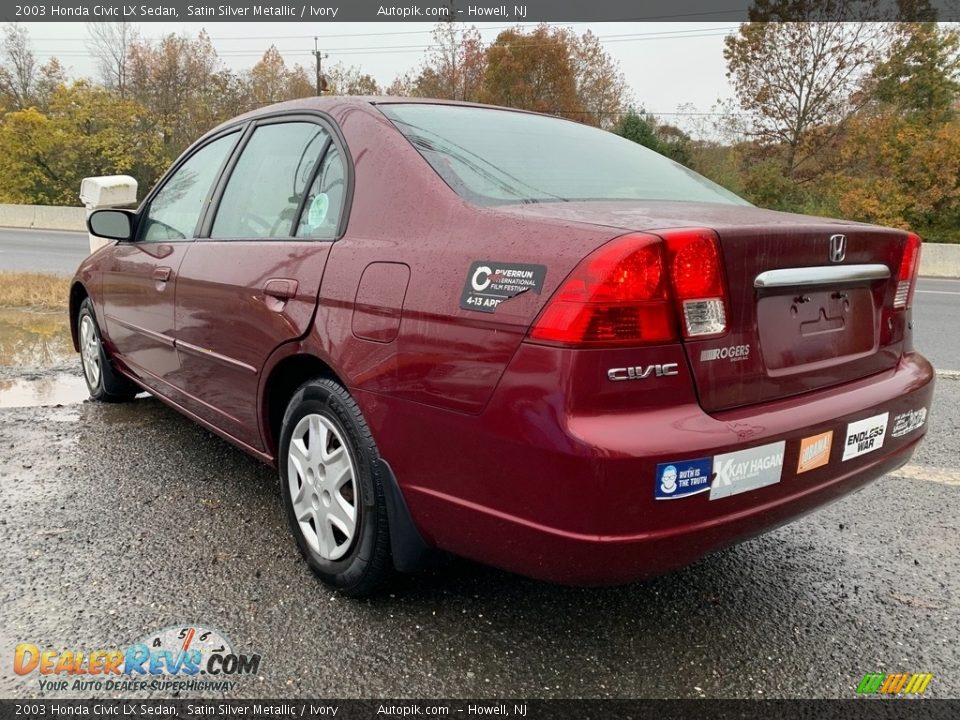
0,17,958,242
614,21,960,242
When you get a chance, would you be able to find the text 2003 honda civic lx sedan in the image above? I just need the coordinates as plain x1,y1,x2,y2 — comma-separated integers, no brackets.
72,98,934,596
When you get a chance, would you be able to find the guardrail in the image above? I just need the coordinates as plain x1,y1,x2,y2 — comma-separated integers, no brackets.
0,203,957,277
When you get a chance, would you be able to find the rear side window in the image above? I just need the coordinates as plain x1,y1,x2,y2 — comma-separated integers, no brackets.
296,146,346,239
379,104,748,207
212,122,335,239
141,131,238,242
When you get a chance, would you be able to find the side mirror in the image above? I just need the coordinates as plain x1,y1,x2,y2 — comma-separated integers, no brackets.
87,209,135,242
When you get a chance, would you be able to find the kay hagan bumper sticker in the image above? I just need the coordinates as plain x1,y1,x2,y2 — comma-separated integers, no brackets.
709,441,785,500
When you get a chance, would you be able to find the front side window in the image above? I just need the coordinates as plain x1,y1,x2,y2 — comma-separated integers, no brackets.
379,104,749,207
141,132,239,242
212,122,334,239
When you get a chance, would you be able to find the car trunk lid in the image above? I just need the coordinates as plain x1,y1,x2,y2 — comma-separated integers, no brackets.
688,224,908,412
498,201,912,413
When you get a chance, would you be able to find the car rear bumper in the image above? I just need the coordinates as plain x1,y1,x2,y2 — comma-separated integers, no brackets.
406,434,920,584
359,350,935,585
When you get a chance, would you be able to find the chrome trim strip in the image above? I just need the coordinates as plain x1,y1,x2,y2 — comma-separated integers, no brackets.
105,314,175,347
754,264,890,289
175,339,258,375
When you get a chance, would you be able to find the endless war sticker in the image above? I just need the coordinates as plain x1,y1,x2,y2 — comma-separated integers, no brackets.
842,412,889,461
460,261,547,313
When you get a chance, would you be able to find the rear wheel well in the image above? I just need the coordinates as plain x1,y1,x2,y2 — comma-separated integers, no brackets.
69,282,89,351
264,354,342,457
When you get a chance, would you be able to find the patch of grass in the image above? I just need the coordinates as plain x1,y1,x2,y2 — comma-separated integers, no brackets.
0,272,71,310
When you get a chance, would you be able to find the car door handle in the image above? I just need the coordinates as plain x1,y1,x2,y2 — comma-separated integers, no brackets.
153,267,172,282
264,279,298,300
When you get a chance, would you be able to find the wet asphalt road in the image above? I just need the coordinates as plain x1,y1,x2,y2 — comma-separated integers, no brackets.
0,272,957,700
0,228,87,274
914,278,960,372
0,364,957,699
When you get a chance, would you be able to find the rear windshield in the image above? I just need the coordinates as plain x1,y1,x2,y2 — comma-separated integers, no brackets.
379,104,748,207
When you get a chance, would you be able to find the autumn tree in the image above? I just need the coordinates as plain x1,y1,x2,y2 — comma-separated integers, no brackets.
724,21,889,177
480,25,583,119
833,111,960,240
127,31,241,157
830,22,960,239
87,22,139,98
34,58,67,111
572,30,630,128
325,62,380,96
0,81,166,205
247,46,292,106
245,46,316,107
872,22,960,124
412,19,485,101
0,24,37,110
384,72,415,97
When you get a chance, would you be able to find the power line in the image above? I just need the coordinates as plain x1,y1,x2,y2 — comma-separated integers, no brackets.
22,23,527,43
25,21,737,44
31,28,738,59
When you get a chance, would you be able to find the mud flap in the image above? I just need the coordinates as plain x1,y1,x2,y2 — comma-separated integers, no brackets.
377,458,441,572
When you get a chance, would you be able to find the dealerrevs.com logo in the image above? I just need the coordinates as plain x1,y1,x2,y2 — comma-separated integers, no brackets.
13,625,262,694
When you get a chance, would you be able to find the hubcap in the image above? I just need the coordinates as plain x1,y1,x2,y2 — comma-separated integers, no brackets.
287,414,359,561
79,315,101,389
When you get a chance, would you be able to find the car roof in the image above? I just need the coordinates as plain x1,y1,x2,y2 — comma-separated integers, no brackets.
207,96,546,136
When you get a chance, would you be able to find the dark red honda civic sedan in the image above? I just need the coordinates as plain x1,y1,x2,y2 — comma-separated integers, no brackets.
71,97,934,596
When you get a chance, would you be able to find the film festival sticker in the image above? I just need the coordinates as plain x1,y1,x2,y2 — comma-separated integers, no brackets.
460,260,547,313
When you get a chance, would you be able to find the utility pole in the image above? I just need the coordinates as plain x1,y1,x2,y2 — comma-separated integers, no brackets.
312,37,329,96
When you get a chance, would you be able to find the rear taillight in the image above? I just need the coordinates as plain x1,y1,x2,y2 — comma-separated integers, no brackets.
661,228,729,338
894,232,921,310
529,233,675,346
529,229,729,347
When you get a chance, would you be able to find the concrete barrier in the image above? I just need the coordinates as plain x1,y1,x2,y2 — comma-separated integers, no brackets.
0,204,86,232
919,242,960,279
0,203,957,277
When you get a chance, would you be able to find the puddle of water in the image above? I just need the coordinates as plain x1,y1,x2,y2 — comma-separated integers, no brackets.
0,373,89,408
0,308,74,367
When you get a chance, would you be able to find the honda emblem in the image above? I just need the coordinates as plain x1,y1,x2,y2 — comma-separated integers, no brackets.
829,234,847,263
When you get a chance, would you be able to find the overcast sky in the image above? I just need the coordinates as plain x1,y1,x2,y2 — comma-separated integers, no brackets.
20,22,737,132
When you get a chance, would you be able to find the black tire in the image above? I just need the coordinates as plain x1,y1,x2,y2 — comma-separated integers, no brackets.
278,378,393,597
77,298,138,403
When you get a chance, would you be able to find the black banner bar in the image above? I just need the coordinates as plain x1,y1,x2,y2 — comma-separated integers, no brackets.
1,700,960,720
5,0,960,23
